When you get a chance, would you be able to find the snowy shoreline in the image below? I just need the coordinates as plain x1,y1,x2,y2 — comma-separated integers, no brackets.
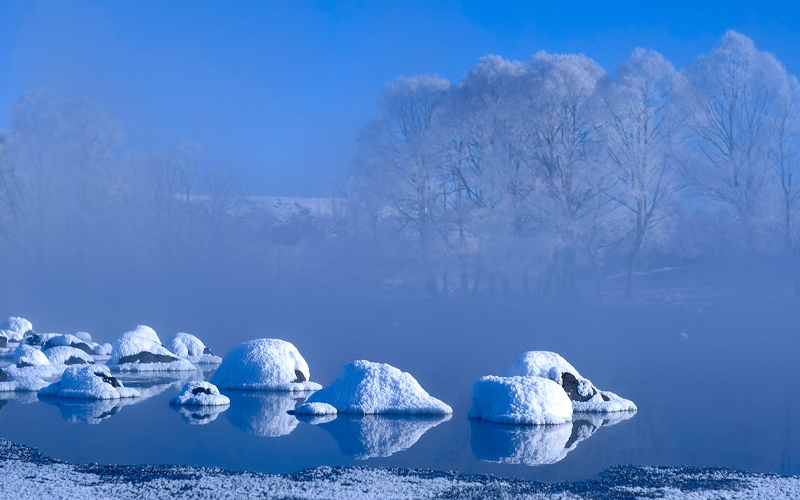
1,439,799,499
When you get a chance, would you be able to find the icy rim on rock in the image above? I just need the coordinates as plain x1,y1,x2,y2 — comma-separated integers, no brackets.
0,439,799,500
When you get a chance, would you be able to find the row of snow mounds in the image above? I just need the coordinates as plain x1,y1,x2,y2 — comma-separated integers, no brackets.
299,360,453,416
38,365,140,399
211,338,322,391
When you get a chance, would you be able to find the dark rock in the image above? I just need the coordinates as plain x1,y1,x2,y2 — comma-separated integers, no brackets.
64,357,89,365
0,369,8,382
95,372,122,388
23,329,34,337
43,339,94,356
202,347,213,355
23,334,40,346
561,372,596,402
601,393,610,402
294,370,307,383
118,351,178,364
0,336,6,348
16,362,32,368
191,386,213,395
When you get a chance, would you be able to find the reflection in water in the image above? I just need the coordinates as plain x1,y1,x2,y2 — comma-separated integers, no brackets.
117,370,202,400
171,404,228,425
38,396,133,424
225,391,307,437
0,391,39,406
315,414,451,460
471,411,636,466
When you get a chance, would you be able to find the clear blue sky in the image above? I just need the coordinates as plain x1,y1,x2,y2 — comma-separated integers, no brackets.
1,0,798,196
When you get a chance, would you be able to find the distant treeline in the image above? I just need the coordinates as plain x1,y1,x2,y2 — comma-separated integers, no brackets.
1,31,799,299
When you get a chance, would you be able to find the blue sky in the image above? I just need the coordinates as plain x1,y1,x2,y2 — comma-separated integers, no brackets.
1,1,798,196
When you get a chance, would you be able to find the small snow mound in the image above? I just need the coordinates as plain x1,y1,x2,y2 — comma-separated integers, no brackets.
119,325,161,345
294,402,337,415
14,345,49,367
0,317,33,341
37,365,139,400
92,342,112,356
74,332,92,343
44,346,95,366
108,333,195,372
170,381,230,406
305,360,452,415
211,338,321,391
468,375,573,425
166,333,222,364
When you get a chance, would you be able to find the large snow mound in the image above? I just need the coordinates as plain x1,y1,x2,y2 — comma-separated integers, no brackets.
38,365,139,400
43,346,95,366
211,338,321,391
166,332,222,364
0,317,33,341
503,351,637,413
305,360,452,415
468,375,573,425
108,333,195,372
170,381,230,406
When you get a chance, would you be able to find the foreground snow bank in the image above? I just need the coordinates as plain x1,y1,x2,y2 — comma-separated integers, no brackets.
166,333,222,364
304,360,452,415
211,339,321,391
468,375,573,425
2,439,799,500
503,351,637,413
169,381,230,406
108,329,195,372
0,317,33,341
38,365,139,399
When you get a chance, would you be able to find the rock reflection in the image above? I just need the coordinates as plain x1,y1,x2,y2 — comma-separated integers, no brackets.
225,391,307,437
38,396,133,424
314,414,451,460
171,404,228,425
471,410,636,465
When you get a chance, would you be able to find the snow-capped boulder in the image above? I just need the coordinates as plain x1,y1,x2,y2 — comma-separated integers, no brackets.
294,402,337,416
108,332,195,372
304,360,452,415
0,317,33,341
91,342,112,356
120,325,162,345
44,346,95,366
43,334,95,356
38,365,139,399
14,344,48,368
166,333,222,364
211,338,321,391
503,351,637,412
468,375,573,425
74,332,92,343
170,381,230,406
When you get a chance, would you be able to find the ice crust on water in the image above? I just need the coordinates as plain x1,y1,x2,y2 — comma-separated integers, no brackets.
211,338,321,391
166,332,222,364
44,346,95,366
0,317,33,341
468,375,573,425
108,330,195,372
170,381,230,406
503,351,637,413
294,402,337,415
38,365,140,399
305,360,452,415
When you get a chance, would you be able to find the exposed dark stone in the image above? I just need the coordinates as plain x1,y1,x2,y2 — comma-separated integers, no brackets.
23,329,34,337
17,362,32,368
118,351,178,364
23,334,40,346
95,372,122,388
202,347,213,355
561,372,596,402
0,336,6,348
43,339,94,356
294,370,307,383
191,386,212,395
64,357,89,365
0,369,8,382
601,393,610,402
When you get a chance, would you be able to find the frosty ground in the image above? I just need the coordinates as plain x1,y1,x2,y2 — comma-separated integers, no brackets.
1,439,798,499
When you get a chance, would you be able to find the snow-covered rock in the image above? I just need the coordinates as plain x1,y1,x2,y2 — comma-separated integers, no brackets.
172,404,228,425
38,365,139,399
120,325,162,345
0,317,33,341
304,360,452,415
74,332,92,343
225,392,305,437
211,338,321,391
169,381,230,406
91,342,112,356
503,351,637,413
43,334,95,356
468,375,573,425
108,332,195,372
14,344,48,367
294,402,337,416
44,346,95,366
165,333,222,364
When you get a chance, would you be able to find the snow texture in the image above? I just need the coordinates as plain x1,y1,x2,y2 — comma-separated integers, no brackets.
468,375,573,425
90,342,112,356
503,351,637,413
0,317,33,341
225,391,305,437
304,360,452,415
108,333,195,372
74,332,92,343
211,338,321,391
4,439,800,500
14,344,49,367
169,381,230,406
165,332,222,364
44,346,95,366
38,365,140,399
121,325,162,344
295,402,337,415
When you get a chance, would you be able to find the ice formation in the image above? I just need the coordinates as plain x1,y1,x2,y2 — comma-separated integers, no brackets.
211,338,321,391
304,360,452,415
108,331,195,372
503,351,637,413
165,332,222,364
225,391,305,437
0,317,33,342
294,402,337,415
169,381,230,406
468,375,573,425
43,346,95,366
38,365,139,399
43,334,95,356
